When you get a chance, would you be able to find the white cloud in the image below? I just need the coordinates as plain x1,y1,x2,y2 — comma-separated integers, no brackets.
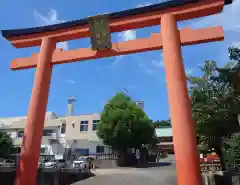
136,0,169,8
136,52,165,75
63,79,75,84
136,3,152,8
185,69,194,75
118,30,137,42
186,0,240,66
231,42,240,49
190,0,240,32
112,55,124,66
139,62,157,74
33,9,68,50
150,53,165,70
152,60,164,68
111,30,136,66
102,29,136,67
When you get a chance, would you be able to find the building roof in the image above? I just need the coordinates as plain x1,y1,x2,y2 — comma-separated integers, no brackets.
0,117,27,125
1,0,232,38
155,127,172,137
0,119,63,130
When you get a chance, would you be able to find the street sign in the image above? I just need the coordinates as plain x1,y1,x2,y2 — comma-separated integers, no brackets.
88,14,112,51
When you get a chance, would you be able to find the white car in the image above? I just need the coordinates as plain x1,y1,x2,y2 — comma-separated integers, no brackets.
72,157,89,170
0,158,5,166
38,159,49,168
0,159,15,167
44,159,66,168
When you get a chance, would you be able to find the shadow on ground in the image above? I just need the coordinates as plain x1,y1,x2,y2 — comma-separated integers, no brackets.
142,162,172,168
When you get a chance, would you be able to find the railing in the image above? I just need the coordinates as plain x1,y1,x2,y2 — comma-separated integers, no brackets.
89,153,119,160
200,162,222,172
65,153,118,161
232,173,240,185
202,172,240,185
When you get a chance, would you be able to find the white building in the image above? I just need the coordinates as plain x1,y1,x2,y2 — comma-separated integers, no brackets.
0,111,110,157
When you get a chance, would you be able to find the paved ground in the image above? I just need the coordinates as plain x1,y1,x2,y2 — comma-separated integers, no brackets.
72,164,178,185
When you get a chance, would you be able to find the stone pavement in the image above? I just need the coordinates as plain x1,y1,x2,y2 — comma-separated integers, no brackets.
72,165,178,185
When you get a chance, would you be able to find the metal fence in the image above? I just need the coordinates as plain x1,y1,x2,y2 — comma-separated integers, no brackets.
64,153,119,161
232,174,240,185
202,172,240,185
200,162,222,172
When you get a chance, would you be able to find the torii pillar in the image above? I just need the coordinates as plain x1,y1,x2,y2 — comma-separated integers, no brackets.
14,38,56,185
161,14,202,185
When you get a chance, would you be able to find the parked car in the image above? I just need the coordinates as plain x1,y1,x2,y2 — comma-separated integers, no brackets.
0,158,5,166
44,159,66,168
0,159,15,167
38,159,49,168
73,157,89,170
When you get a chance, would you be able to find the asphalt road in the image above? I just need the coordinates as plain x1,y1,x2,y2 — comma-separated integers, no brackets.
72,164,178,185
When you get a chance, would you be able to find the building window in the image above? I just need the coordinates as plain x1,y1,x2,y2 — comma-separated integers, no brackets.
74,148,89,156
40,147,46,154
61,123,66,134
18,131,24,138
80,121,88,132
42,130,54,136
10,146,21,154
96,146,105,153
92,120,99,131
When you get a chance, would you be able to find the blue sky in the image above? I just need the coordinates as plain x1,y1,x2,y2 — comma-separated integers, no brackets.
0,0,239,120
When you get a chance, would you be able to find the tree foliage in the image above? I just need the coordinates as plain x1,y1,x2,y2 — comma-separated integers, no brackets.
217,47,240,93
229,46,240,62
188,58,240,169
97,92,156,152
152,120,171,128
222,133,240,168
0,132,13,157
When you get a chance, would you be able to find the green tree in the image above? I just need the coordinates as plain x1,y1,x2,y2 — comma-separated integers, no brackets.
217,47,240,93
97,92,156,153
188,60,240,170
228,46,240,62
222,133,240,169
0,132,13,157
152,120,171,128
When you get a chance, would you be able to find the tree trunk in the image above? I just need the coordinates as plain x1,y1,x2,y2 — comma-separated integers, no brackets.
214,145,226,171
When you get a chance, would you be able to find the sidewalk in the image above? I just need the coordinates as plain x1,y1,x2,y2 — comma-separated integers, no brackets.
92,168,148,176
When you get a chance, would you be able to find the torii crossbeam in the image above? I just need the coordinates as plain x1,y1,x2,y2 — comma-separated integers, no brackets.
1,0,232,185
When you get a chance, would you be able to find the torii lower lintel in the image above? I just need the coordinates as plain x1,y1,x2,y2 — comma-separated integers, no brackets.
11,26,223,70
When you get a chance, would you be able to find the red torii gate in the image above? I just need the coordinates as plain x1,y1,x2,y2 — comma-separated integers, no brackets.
1,0,232,185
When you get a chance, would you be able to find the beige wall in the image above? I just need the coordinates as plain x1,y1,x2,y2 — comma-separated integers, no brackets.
0,113,108,155
61,113,100,141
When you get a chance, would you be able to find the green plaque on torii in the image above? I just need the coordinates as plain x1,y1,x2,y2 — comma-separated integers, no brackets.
88,14,112,51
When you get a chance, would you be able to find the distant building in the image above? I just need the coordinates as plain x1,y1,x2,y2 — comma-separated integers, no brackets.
0,97,110,158
0,113,110,156
155,126,174,154
0,97,173,157
135,100,144,109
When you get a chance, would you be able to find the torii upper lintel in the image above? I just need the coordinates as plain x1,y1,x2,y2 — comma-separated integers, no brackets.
1,0,232,48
